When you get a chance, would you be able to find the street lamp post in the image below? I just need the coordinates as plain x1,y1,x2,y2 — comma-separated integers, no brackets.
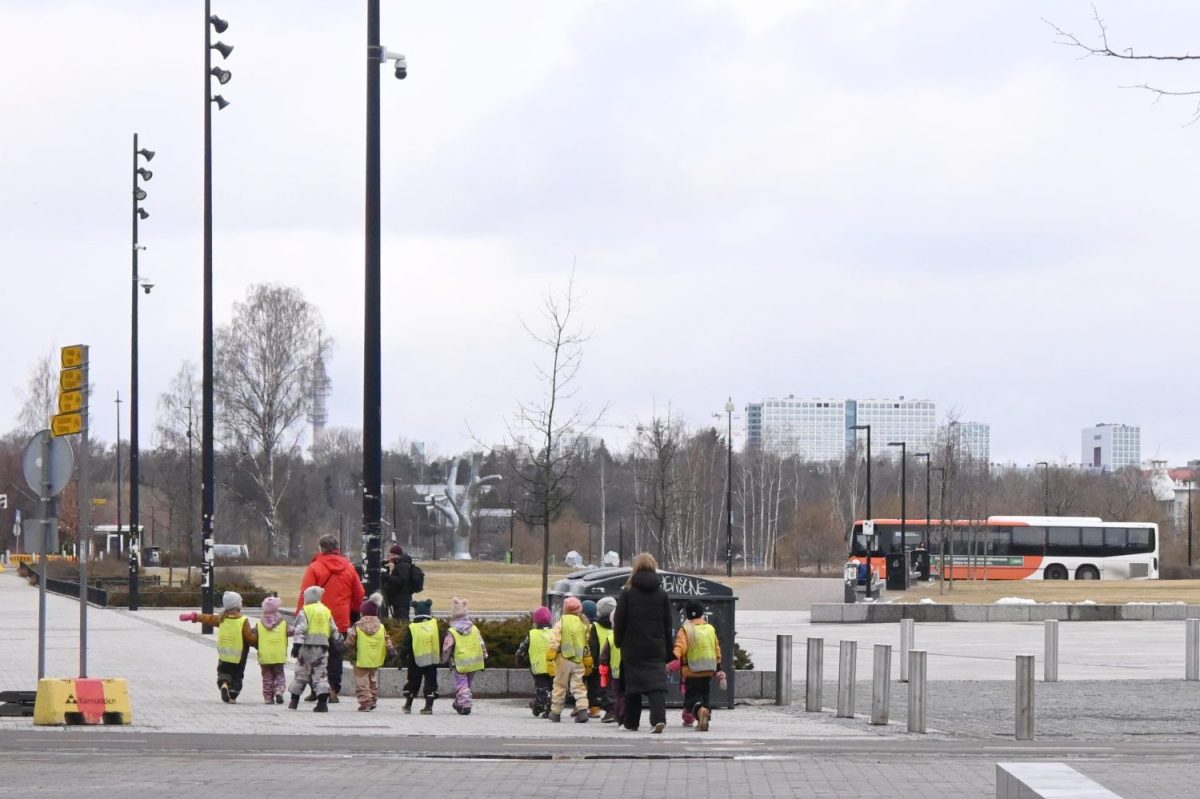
1187,479,1194,569
888,442,908,575
724,398,734,577
201,3,233,634
849,424,873,594
932,466,946,593
362,0,407,596
1036,462,1049,516
129,134,154,612
914,452,931,552
115,392,122,560
186,401,194,583
390,477,398,546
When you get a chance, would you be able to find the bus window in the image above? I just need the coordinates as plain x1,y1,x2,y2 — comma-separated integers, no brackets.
1103,529,1128,550
1011,527,1045,556
1047,527,1080,553
1127,528,1153,554
1080,527,1105,557
985,528,1012,556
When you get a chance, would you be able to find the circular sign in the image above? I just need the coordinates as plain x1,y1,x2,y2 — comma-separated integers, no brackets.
22,430,75,497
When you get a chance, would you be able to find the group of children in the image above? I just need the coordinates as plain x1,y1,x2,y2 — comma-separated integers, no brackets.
182,587,721,730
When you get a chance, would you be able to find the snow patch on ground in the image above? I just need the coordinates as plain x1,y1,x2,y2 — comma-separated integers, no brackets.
994,597,1037,605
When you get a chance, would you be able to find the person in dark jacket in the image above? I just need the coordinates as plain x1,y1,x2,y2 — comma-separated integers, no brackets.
383,545,414,620
613,552,674,733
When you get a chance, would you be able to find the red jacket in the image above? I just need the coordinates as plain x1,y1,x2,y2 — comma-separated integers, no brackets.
297,551,364,633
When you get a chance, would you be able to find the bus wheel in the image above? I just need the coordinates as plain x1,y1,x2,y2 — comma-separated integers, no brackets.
1044,564,1068,580
1075,565,1100,580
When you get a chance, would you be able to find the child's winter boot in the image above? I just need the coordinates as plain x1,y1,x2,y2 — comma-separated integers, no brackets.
288,693,300,710
403,695,414,714
420,696,435,715
573,707,589,723
314,694,330,713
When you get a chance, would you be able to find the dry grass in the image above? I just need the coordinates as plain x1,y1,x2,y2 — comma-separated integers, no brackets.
893,578,1200,605
242,563,767,612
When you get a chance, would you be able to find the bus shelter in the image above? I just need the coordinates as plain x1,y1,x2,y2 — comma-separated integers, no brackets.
548,567,738,709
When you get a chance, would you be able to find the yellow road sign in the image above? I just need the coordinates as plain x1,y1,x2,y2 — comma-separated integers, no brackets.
91,498,108,506
58,390,85,413
60,368,85,391
51,413,83,437
61,345,88,368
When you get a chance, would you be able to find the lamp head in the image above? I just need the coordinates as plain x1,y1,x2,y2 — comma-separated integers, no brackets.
137,147,155,162
137,208,149,220
211,66,232,85
209,14,229,34
137,167,153,181
211,41,233,59
212,94,230,110
134,188,147,201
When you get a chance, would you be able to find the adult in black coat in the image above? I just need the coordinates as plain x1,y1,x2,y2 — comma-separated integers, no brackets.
383,545,414,620
613,552,674,733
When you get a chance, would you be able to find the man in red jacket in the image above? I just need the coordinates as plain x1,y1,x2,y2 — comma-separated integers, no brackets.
297,533,365,703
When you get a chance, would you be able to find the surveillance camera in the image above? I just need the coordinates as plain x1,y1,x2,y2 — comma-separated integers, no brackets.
394,55,407,80
142,282,154,295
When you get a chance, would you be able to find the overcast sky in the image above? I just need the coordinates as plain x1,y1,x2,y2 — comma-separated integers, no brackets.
3,1,1198,466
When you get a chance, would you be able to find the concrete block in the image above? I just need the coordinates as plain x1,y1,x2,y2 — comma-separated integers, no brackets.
759,671,776,701
379,670,405,697
1153,605,1187,621
735,670,762,699
866,604,902,623
948,604,988,622
986,605,1030,622
508,670,535,695
1118,604,1154,621
841,604,869,623
1027,604,1070,622
915,604,949,622
468,670,508,696
1186,606,1200,620
995,762,1122,798
809,604,843,623
1069,605,1116,622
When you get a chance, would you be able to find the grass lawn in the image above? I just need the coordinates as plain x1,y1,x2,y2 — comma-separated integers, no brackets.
893,578,1200,605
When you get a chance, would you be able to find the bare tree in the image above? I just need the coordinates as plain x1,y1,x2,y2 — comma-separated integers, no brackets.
504,273,604,601
215,284,330,559
151,362,201,575
13,350,58,437
632,410,684,568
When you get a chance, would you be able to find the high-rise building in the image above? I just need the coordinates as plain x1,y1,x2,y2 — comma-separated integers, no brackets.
746,395,938,460
954,421,990,462
1081,423,1140,471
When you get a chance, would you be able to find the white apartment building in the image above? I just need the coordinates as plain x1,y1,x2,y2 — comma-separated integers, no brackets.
954,421,991,462
1081,423,1140,471
747,396,938,461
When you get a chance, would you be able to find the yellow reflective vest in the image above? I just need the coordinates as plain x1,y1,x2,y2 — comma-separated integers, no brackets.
256,621,288,666
217,616,247,664
409,619,440,667
684,620,719,673
450,626,485,673
303,601,333,646
528,628,551,676
559,614,587,662
356,626,387,668
594,624,614,673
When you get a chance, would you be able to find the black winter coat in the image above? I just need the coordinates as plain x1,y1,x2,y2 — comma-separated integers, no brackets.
613,570,673,694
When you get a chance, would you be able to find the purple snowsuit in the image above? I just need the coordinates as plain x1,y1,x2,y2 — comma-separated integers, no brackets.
442,616,486,711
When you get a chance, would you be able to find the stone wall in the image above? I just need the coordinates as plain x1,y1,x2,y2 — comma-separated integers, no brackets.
377,668,777,700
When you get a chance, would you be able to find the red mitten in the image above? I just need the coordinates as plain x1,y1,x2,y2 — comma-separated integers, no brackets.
667,659,682,673
599,664,610,687
178,611,198,623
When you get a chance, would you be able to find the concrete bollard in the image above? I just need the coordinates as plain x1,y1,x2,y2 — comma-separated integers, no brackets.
836,640,856,718
899,618,914,682
1044,619,1059,683
805,638,823,712
1188,619,1200,681
1016,654,1035,740
775,635,793,706
871,644,891,725
906,649,926,733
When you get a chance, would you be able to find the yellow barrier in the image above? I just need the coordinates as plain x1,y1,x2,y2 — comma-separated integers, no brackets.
34,678,133,726
7,555,77,565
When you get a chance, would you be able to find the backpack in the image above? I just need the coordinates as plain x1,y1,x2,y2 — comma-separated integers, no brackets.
409,563,425,594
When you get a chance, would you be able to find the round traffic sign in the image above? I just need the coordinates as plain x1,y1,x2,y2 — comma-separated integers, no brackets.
22,429,75,497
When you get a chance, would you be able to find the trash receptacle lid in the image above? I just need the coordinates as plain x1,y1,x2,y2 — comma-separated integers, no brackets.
550,568,735,599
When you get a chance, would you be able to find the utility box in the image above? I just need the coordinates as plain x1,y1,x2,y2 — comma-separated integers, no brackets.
548,567,738,709
142,547,161,567
885,552,910,591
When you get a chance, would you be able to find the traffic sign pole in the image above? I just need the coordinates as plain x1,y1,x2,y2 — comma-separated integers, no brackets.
38,432,50,680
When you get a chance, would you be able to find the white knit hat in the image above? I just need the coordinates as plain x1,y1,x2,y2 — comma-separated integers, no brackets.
222,591,243,611
303,585,325,604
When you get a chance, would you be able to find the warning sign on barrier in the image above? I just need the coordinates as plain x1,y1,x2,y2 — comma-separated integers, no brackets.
33,678,132,725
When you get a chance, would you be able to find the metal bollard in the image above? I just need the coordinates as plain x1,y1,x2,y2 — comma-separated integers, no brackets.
1044,619,1059,683
871,644,891,725
805,638,823,712
775,634,793,706
906,649,926,733
1188,619,1200,681
836,640,857,718
1016,654,1035,740
899,618,914,682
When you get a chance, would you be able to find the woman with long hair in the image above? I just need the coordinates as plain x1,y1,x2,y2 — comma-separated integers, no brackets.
612,552,674,733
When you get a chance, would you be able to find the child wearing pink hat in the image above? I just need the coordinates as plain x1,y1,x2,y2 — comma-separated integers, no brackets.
516,606,555,717
256,596,293,705
546,596,592,723
345,592,396,711
442,597,487,714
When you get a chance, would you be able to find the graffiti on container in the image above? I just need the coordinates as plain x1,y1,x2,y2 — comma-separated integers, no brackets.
660,574,711,596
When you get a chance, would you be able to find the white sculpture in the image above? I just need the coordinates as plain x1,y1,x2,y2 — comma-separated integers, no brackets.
419,452,501,560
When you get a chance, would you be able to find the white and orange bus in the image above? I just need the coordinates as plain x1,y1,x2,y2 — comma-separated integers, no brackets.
848,516,1159,581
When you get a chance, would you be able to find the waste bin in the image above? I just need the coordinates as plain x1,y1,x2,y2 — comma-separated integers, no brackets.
142,546,161,567
548,567,738,709
885,552,910,591
910,548,930,581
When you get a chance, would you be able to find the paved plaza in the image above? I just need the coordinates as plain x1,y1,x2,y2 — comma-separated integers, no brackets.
3,571,1200,796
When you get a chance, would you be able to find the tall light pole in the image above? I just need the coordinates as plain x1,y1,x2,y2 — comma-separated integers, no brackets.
932,466,946,593
363,0,407,596
201,4,233,633
115,392,122,560
724,398,734,577
129,134,154,612
914,452,930,552
888,441,907,553
850,424,872,592
186,401,195,584
1036,462,1049,516
1187,479,1194,569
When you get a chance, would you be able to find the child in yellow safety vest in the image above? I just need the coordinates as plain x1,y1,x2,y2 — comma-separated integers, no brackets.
515,606,554,718
345,593,396,712
442,596,486,715
288,585,336,713
668,599,725,732
593,596,619,723
583,599,616,721
546,596,592,723
256,596,293,705
179,590,258,704
402,599,440,714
